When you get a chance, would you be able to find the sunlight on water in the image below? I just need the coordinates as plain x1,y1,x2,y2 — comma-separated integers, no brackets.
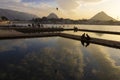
45,24,120,32
0,37,119,80
0,24,120,80
63,31,120,41
44,24,120,41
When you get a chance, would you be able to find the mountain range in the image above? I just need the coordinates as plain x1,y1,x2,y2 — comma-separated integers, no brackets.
0,8,117,21
90,11,116,21
47,11,117,21
0,8,37,20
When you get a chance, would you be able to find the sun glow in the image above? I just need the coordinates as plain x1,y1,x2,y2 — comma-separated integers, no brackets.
0,0,120,20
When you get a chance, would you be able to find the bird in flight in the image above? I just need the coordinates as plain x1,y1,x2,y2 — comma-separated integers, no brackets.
56,8,58,11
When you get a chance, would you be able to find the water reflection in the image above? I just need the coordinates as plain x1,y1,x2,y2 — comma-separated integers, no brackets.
0,37,120,80
84,45,120,80
0,38,84,80
95,33,104,37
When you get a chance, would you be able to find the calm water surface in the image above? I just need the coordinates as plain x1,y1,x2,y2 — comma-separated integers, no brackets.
0,24,120,80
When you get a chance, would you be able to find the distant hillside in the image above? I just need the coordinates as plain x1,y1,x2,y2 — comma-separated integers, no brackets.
47,13,58,19
90,11,116,21
0,8,38,20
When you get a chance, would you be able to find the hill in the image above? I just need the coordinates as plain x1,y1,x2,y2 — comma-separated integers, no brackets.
47,13,58,19
0,8,38,20
90,11,116,21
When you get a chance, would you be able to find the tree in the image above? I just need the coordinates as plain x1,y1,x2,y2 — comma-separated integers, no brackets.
42,17,47,21
1,16,8,21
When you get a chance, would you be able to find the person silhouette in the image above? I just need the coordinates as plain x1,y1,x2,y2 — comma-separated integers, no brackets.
81,33,91,47
85,34,91,47
74,26,78,32
81,33,85,38
81,33,86,46
86,34,91,40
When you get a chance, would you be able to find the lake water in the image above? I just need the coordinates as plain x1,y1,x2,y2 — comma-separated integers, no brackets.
0,24,120,80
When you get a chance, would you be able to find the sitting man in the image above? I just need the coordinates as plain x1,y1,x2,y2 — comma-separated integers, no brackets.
81,33,91,47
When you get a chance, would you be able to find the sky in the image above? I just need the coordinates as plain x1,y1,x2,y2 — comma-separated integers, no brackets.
0,0,120,20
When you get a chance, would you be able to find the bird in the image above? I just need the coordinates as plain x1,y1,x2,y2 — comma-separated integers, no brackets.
56,8,58,11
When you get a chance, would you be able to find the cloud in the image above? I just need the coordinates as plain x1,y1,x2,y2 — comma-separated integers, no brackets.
0,40,27,52
55,0,103,10
21,0,41,2
21,0,52,3
0,0,104,19
56,0,79,10
81,0,102,2
79,45,120,79
0,0,55,17
0,0,21,2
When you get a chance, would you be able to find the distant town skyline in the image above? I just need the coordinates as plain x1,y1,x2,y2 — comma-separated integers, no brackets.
0,0,120,20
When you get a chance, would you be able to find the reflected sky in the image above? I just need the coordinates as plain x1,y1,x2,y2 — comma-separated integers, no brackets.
0,37,120,80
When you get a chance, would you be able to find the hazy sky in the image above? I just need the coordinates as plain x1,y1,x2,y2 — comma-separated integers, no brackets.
0,0,120,20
